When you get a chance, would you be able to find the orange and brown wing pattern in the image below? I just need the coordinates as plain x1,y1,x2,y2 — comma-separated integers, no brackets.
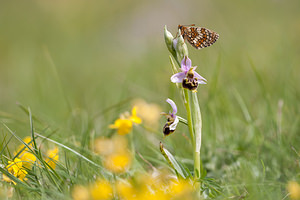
178,25,219,49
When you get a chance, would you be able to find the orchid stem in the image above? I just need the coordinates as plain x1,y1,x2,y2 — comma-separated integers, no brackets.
183,89,195,148
190,91,202,185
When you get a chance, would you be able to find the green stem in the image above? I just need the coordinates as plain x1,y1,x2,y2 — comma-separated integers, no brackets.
183,89,195,148
190,91,202,183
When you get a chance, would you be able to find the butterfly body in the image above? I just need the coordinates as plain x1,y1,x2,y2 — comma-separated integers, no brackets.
178,25,219,49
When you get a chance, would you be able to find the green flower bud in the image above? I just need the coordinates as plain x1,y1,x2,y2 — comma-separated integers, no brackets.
164,25,176,56
175,30,188,63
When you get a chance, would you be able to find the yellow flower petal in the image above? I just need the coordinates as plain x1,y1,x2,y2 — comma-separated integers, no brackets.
19,152,36,169
23,136,32,145
104,151,132,174
3,158,28,184
15,137,34,155
90,179,113,200
46,147,59,169
109,119,133,135
132,99,161,127
130,106,142,124
288,181,300,200
116,180,135,199
94,135,128,156
72,185,90,200
2,174,13,184
168,179,194,197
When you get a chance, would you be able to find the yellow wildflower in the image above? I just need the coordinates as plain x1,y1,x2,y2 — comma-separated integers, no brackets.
109,107,142,135
3,158,28,185
152,190,170,200
23,136,32,145
117,174,173,200
288,181,300,200
72,185,90,200
20,136,33,147
109,118,133,135
14,137,36,169
19,151,36,169
90,179,113,200
116,180,136,200
132,99,161,127
94,135,128,156
45,147,59,169
168,179,194,199
15,136,33,154
116,171,194,200
104,151,132,174
137,189,169,200
130,106,142,124
94,137,114,156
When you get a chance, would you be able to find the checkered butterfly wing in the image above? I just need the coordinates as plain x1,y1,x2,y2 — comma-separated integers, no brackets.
179,25,219,49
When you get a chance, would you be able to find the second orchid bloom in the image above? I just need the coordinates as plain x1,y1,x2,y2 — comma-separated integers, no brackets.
163,99,179,136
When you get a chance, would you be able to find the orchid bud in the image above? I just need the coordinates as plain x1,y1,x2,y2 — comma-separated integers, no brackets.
164,25,176,56
175,30,189,63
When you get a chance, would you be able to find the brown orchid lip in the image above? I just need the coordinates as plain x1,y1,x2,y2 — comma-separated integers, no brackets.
182,77,199,91
163,113,176,136
163,123,176,136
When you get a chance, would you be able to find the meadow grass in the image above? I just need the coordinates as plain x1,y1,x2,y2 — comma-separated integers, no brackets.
0,0,300,199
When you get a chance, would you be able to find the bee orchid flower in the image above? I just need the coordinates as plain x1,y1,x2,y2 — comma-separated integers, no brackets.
162,98,179,136
171,56,206,91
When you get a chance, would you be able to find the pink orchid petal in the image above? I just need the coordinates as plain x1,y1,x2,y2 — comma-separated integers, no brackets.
181,57,192,72
170,72,186,83
166,98,177,114
198,80,207,84
194,71,207,84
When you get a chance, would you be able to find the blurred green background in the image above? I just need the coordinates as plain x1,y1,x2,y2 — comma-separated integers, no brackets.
1,0,298,119
0,0,299,198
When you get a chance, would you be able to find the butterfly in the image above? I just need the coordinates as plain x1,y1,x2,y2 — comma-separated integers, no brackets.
178,24,219,49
